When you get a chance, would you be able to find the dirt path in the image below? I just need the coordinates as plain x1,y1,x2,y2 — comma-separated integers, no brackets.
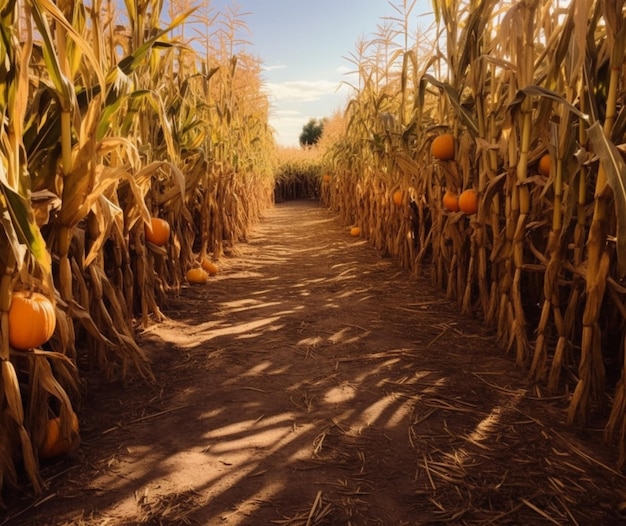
4,200,625,525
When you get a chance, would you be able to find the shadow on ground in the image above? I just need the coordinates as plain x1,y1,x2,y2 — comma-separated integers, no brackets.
3,200,625,526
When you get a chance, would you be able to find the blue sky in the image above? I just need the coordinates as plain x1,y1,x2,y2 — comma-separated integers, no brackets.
203,0,434,147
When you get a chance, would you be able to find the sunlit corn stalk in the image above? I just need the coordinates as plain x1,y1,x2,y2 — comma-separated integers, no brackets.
548,79,588,393
464,1,500,320
530,1,587,382
485,0,539,367
568,0,625,427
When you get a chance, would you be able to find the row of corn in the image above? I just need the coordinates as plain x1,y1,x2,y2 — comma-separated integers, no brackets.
0,0,274,499
322,0,626,466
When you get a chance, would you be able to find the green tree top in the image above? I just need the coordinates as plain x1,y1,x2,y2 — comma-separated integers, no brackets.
299,118,325,147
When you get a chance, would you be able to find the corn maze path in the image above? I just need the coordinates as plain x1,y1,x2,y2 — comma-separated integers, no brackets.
4,200,626,525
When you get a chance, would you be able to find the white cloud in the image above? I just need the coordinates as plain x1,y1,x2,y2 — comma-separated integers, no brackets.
263,64,288,72
266,79,340,102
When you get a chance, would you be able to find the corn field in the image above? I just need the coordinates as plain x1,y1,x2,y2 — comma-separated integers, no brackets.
323,0,626,469
3,0,626,505
274,148,325,202
0,0,274,498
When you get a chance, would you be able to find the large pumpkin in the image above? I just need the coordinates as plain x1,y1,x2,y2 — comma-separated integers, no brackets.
8,291,56,350
145,217,170,246
40,412,80,459
458,189,479,215
431,134,455,161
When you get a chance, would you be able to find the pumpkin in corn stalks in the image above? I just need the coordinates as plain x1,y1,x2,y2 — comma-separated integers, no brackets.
40,412,79,459
538,154,551,176
442,190,460,212
392,190,403,206
350,226,361,237
145,217,170,246
201,260,219,276
458,189,479,215
431,134,455,161
187,267,209,284
8,291,56,350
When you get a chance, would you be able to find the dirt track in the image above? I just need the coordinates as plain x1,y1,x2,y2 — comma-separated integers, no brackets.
3,200,625,525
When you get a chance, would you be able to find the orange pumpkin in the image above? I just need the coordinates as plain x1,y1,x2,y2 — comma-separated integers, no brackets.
186,267,209,284
350,226,361,237
392,190,403,206
458,189,479,215
8,291,56,350
201,260,219,276
322,174,331,183
40,412,79,459
431,134,455,161
538,154,551,176
145,217,170,246
442,190,460,212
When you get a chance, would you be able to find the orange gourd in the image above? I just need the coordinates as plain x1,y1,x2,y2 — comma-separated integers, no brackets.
145,217,170,246
442,190,460,212
186,267,209,284
8,291,56,350
431,134,455,161
322,174,331,183
538,154,551,176
458,189,479,215
392,190,403,206
201,260,219,276
40,412,79,459
350,226,360,237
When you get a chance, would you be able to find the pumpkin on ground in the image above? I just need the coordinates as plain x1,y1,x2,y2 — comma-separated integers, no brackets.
392,190,403,206
350,226,360,237
201,260,219,276
458,189,479,215
442,190,460,212
8,291,56,350
187,267,209,284
145,217,170,246
40,412,79,459
431,134,455,161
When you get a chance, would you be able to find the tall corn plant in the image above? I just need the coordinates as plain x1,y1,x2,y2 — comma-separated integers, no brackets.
573,0,626,440
0,0,50,496
189,3,274,264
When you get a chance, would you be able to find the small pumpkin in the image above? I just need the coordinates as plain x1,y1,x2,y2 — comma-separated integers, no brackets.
186,267,209,284
458,189,479,215
392,190,403,206
322,174,331,183
538,153,551,176
201,260,219,276
40,412,79,459
145,217,170,246
431,134,455,161
8,291,56,350
350,226,361,237
442,190,460,212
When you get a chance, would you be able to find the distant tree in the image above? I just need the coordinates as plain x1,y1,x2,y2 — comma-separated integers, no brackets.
299,118,325,147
